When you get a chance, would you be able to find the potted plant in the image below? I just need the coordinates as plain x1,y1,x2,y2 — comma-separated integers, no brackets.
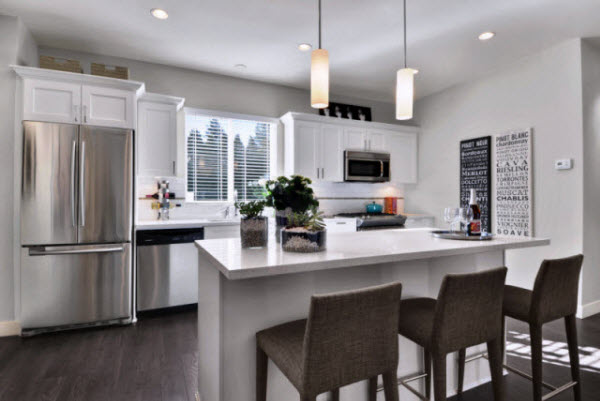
235,200,268,248
281,205,327,253
264,175,319,241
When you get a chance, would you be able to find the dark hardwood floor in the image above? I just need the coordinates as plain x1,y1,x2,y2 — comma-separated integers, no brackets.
0,308,598,401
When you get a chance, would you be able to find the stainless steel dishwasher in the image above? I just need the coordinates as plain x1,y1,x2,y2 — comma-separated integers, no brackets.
136,228,204,311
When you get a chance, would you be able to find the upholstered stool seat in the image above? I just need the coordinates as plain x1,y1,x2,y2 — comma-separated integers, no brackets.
396,297,436,348
256,282,403,401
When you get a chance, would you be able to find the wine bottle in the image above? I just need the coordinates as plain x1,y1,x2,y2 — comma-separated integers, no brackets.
468,188,482,236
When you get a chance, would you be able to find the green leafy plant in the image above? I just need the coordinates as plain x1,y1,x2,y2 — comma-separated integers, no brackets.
286,205,325,232
235,200,265,219
264,175,319,212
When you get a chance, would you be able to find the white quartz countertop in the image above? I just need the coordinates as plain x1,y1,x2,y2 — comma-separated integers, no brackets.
195,228,550,280
136,218,240,230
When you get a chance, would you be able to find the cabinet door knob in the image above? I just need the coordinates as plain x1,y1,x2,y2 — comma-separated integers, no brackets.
73,105,78,122
83,105,87,123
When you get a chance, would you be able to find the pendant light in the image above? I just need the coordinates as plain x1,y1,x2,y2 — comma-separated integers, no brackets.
311,0,329,109
396,0,416,120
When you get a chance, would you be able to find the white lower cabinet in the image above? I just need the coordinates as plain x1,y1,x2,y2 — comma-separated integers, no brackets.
204,225,240,239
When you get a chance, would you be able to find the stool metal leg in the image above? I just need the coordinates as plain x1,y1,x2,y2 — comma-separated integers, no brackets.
331,388,340,401
530,323,544,401
424,349,432,399
256,345,268,401
564,314,582,401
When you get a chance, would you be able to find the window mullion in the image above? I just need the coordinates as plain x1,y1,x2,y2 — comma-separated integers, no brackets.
227,119,235,202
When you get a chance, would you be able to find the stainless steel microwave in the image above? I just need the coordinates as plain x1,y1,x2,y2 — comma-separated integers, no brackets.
344,150,391,182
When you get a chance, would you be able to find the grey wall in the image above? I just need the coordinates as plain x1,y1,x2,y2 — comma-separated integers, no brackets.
0,15,37,322
38,46,399,124
405,39,585,292
581,40,600,307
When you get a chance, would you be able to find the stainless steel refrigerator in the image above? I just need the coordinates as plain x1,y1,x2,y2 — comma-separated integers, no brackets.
20,121,133,336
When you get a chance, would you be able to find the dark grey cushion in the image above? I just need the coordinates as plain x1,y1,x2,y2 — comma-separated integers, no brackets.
256,319,307,390
503,285,532,321
398,298,436,348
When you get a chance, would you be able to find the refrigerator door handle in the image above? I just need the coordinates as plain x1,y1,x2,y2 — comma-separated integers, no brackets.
70,140,77,227
79,141,86,227
28,244,125,256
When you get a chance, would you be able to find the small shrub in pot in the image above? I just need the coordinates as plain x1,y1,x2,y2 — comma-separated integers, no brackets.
281,206,327,253
235,201,268,248
264,175,319,242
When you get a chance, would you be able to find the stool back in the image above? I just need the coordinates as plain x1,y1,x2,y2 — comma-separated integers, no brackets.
302,282,403,396
531,254,583,324
432,267,507,354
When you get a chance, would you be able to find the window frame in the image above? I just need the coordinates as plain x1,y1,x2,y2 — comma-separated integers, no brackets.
184,107,279,203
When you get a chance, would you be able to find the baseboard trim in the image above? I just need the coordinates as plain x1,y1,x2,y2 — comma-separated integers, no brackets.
0,320,20,337
577,300,600,319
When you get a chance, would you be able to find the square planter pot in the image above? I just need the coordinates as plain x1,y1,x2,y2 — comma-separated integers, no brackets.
281,228,326,253
240,217,268,248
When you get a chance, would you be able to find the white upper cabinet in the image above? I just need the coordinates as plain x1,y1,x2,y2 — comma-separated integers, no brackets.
137,93,185,177
23,79,81,124
281,112,418,184
284,119,344,182
343,127,367,151
320,124,344,181
388,132,418,184
365,130,388,152
12,65,144,129
82,85,135,129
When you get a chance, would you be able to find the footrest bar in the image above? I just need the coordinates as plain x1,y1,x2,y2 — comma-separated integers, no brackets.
501,363,556,391
376,372,428,393
399,380,430,401
541,381,577,401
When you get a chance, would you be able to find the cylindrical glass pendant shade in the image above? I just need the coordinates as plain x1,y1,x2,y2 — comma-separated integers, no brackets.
396,68,415,120
311,49,329,109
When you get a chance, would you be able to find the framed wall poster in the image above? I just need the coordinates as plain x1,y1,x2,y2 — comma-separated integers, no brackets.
460,136,492,233
493,128,533,237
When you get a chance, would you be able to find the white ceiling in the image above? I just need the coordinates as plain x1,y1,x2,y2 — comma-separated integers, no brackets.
3,0,600,102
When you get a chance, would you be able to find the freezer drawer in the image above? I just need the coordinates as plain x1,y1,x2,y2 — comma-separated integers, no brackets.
136,228,203,311
20,243,132,330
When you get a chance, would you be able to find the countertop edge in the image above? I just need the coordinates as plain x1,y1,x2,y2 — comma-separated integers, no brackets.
195,237,550,280
136,220,240,230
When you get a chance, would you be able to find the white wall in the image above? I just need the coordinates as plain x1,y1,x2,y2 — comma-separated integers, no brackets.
38,46,399,124
0,15,37,323
405,39,585,293
581,40,600,312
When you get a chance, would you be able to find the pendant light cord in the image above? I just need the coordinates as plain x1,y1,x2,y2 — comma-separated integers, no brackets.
318,0,322,49
403,0,407,68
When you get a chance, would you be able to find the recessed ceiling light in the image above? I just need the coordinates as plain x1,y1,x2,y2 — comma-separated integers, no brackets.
234,64,247,70
478,31,495,41
151,8,169,19
298,43,312,52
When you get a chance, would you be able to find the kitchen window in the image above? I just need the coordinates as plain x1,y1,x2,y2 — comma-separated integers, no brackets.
185,109,277,202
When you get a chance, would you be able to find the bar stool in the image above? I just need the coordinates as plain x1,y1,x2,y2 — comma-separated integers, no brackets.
369,267,507,401
256,282,403,401
457,254,584,401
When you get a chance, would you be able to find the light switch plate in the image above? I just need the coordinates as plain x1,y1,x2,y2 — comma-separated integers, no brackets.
555,159,572,170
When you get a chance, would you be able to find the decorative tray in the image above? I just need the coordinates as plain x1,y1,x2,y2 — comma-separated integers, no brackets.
431,230,494,241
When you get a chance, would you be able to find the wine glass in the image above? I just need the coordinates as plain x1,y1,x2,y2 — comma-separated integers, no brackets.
444,207,459,231
458,208,474,233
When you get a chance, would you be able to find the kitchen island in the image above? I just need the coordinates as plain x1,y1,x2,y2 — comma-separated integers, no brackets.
195,228,549,401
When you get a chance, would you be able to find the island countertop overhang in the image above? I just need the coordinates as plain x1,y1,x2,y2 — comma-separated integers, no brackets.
195,228,550,280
